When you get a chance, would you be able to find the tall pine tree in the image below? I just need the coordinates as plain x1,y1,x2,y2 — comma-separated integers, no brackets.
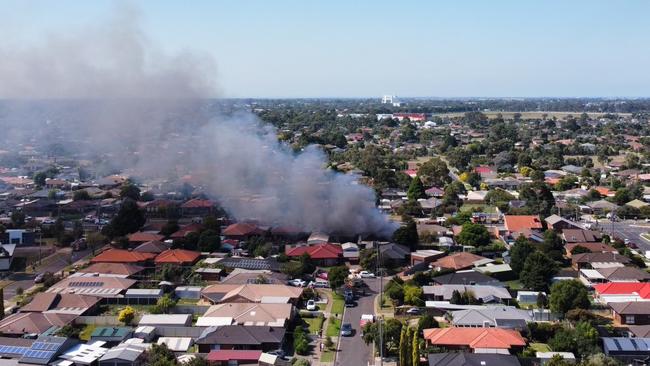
407,176,426,200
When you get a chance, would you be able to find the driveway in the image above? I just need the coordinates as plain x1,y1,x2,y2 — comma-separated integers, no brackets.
335,277,381,366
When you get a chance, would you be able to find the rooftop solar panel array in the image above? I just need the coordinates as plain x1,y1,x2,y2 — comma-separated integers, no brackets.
0,345,30,355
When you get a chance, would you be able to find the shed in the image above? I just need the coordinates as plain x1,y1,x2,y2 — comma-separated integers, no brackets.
133,326,155,342
516,291,546,304
175,286,202,300
90,327,133,345
138,314,191,327
156,337,193,352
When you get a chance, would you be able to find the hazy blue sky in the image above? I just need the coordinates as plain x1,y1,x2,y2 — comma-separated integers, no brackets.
3,0,650,98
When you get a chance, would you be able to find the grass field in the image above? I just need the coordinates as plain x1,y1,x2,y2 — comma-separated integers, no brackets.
326,318,342,337
303,316,324,335
505,280,524,290
331,293,345,315
530,343,551,352
460,203,497,213
321,350,335,362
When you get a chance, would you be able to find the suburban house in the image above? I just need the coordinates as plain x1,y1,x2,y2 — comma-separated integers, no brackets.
602,337,650,357
449,307,532,329
170,223,203,240
90,249,156,265
46,276,136,298
133,240,170,254
579,267,650,286
428,353,521,366
19,292,101,315
502,215,543,242
341,242,360,262
219,269,287,285
594,283,650,303
544,215,583,231
127,232,165,246
180,198,214,216
154,249,201,266
76,263,145,278
0,312,77,336
207,350,263,366
571,252,631,270
565,242,618,258
423,328,526,354
90,327,134,346
195,325,286,353
561,229,602,243
98,339,150,366
430,252,494,271
609,302,650,325
285,243,343,266
411,249,445,267
433,270,504,287
222,223,266,240
377,243,412,266
423,285,512,303
201,284,303,304
197,302,293,327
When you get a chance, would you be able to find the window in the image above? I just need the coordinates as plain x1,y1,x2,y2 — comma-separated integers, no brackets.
626,315,635,324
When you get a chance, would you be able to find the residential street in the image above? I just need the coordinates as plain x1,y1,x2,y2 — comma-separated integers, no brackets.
335,277,381,366
597,219,650,252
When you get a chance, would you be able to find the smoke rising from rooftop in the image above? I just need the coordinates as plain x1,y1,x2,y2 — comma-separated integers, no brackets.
0,6,397,237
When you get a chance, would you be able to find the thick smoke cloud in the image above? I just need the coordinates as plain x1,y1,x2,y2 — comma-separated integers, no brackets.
0,6,397,237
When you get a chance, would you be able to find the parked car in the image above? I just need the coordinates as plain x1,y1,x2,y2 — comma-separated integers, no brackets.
359,271,375,278
341,323,353,336
306,300,317,311
344,294,355,308
359,314,374,328
308,280,329,288
288,278,306,287
34,273,46,283
406,307,421,315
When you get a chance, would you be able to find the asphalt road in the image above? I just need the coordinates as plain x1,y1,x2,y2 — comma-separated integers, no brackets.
603,219,650,252
336,277,381,366
2,246,92,303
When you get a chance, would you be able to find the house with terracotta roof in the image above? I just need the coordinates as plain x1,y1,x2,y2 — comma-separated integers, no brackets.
180,198,214,216
76,263,145,278
0,312,78,336
133,240,170,254
430,252,494,271
20,292,101,315
201,284,303,304
503,215,543,235
423,327,526,353
154,249,201,266
285,243,343,266
197,302,293,327
127,232,165,245
170,223,203,240
90,249,156,265
594,282,650,303
223,222,266,240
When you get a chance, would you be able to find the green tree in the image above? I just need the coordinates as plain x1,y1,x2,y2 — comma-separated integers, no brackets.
33,172,46,187
160,220,180,237
509,235,536,275
456,222,491,247
549,280,590,315
86,232,107,255
152,294,177,314
399,324,410,366
393,219,419,250
73,189,91,201
11,211,25,228
613,188,631,206
403,285,423,306
417,314,437,334
407,176,426,201
144,343,177,366
118,306,135,325
120,183,141,201
541,230,565,260
103,199,145,238
417,157,451,187
520,252,557,291
197,229,220,252
328,266,349,289
411,327,419,366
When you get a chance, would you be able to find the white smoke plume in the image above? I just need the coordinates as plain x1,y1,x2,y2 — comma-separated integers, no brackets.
0,5,397,237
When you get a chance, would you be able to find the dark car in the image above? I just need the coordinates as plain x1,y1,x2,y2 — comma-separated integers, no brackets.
341,323,353,336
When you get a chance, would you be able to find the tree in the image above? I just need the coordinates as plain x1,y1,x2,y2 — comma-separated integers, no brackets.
403,285,423,306
509,235,536,275
399,325,410,366
407,176,426,201
152,294,177,314
580,353,622,366
411,327,419,366
417,314,437,334
197,229,220,252
393,219,419,250
293,326,310,355
33,172,46,187
456,222,491,247
86,232,107,255
362,318,403,356
520,252,557,291
73,189,91,201
11,211,25,228
118,306,135,325
328,266,348,289
103,199,145,238
160,220,180,237
144,343,177,366
549,280,590,315
120,183,141,201
292,359,311,366
541,229,564,260
417,157,450,187
613,188,631,206
570,245,591,255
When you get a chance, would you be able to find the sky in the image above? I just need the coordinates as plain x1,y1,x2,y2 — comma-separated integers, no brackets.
2,0,650,98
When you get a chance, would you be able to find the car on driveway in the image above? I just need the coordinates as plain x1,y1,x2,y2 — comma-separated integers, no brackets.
288,278,306,287
406,307,421,315
306,299,317,311
358,271,375,278
341,323,353,336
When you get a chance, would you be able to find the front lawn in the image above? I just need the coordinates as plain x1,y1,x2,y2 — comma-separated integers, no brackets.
321,350,335,362
326,318,341,337
530,343,551,352
302,316,324,335
331,294,345,315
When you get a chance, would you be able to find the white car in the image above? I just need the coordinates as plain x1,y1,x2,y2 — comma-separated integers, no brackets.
306,300,316,311
436,216,447,224
288,279,306,287
358,271,375,278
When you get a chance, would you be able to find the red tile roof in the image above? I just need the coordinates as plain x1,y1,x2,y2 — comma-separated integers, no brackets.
594,282,650,299
170,223,203,239
474,166,495,174
223,223,264,237
181,198,214,209
504,215,543,232
78,262,145,276
155,249,201,265
127,232,165,243
285,243,343,260
90,249,156,264
430,252,490,271
206,350,262,362
423,328,526,349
